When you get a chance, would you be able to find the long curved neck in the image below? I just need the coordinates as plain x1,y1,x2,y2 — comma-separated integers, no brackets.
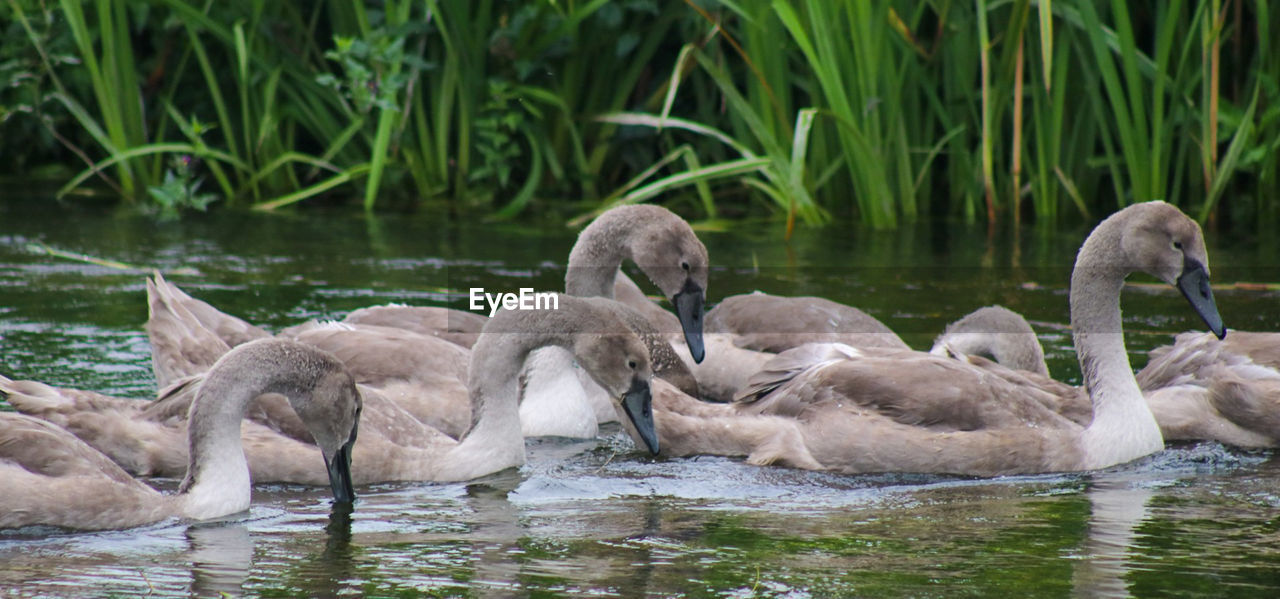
178,343,326,519
432,308,578,482
995,337,1048,377
1070,220,1163,469
566,210,643,299
178,367,260,519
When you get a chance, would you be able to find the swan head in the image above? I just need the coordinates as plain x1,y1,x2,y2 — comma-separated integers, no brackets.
1118,201,1225,339
292,369,361,504
631,224,709,364
572,332,659,454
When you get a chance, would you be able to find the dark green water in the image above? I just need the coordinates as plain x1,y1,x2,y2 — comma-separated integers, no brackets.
1,198,1278,597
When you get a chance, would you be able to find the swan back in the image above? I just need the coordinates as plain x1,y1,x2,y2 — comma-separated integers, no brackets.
0,412,170,530
341,305,485,349
149,272,271,348
286,322,472,437
705,292,908,353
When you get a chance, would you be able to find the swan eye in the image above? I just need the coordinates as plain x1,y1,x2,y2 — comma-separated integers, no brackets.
1173,240,1184,251
681,261,690,271
627,359,638,370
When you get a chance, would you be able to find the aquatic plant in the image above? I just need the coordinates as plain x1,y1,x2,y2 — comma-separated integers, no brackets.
0,0,1274,230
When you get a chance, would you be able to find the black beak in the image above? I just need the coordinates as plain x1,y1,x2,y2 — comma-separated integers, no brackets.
324,426,357,505
620,377,659,455
1176,257,1226,340
673,278,705,363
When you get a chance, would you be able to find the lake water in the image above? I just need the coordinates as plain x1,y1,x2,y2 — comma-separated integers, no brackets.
1,197,1278,597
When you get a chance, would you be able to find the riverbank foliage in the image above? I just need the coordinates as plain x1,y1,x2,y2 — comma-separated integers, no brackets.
0,1,1275,229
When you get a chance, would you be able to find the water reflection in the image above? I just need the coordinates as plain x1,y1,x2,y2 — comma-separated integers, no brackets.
465,473,528,596
186,522,253,597
613,500,666,599
1072,475,1156,598
297,502,360,598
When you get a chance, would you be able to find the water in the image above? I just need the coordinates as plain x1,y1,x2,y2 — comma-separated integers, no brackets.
1,197,1279,597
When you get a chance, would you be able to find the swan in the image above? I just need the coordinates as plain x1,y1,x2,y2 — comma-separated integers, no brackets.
929,305,1050,376
147,204,707,438
503,203,709,435
146,272,271,388
8,295,659,484
704,292,909,353
336,204,709,359
1133,329,1280,448
1139,329,1280,389
263,293,662,483
655,291,909,402
563,204,708,361
612,273,853,403
145,271,476,438
933,305,1280,448
624,201,1226,475
0,338,359,530
339,303,486,349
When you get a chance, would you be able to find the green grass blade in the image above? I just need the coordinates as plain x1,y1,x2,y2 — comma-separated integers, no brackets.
255,165,372,211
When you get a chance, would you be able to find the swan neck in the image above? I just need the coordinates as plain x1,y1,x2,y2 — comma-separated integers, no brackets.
179,370,257,519
1070,224,1163,468
179,341,336,519
566,213,637,299
444,311,575,481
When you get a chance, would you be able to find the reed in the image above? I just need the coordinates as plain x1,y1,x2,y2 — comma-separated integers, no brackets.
49,0,149,199
0,0,1275,230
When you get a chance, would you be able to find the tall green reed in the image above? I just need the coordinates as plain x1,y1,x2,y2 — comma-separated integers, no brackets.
24,0,150,199
2,0,1276,231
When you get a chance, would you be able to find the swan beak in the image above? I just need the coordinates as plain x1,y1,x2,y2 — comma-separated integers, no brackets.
620,377,659,455
673,278,705,363
325,428,357,505
1176,257,1226,340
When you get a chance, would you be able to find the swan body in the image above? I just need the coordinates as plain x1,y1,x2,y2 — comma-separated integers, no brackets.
627,202,1226,476
339,304,486,349
668,292,907,401
1137,330,1280,447
705,292,909,353
335,294,659,483
147,205,707,439
0,339,359,530
283,322,474,439
10,296,659,485
933,306,1280,449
